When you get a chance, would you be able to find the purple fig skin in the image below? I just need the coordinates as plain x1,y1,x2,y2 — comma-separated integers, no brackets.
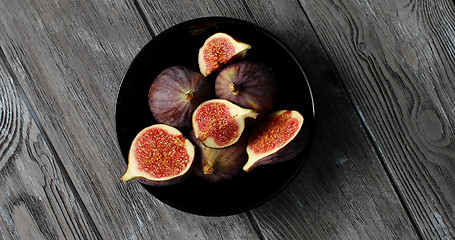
215,61,277,123
148,66,212,128
189,131,248,182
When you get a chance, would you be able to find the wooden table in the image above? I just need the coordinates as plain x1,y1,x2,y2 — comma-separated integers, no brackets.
1,0,454,239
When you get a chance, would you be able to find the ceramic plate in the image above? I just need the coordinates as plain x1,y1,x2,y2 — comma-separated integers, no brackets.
116,17,315,216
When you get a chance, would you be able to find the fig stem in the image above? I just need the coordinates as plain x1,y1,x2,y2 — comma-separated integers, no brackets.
203,165,214,174
184,91,194,100
241,109,258,119
203,155,218,174
228,82,239,95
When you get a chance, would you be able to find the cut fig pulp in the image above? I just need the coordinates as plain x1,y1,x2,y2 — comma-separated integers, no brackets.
198,32,251,77
121,124,195,186
148,66,212,129
244,110,305,172
192,99,257,149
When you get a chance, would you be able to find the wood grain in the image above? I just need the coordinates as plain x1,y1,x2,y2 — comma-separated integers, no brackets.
1,0,453,238
299,0,455,238
0,52,100,239
0,0,259,239
137,0,420,239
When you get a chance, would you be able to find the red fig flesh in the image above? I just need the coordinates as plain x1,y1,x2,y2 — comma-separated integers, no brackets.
192,99,257,148
198,33,251,77
190,131,248,182
121,124,195,186
215,61,276,122
148,66,212,128
244,110,304,172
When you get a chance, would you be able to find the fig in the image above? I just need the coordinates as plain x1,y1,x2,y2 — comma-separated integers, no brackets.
190,130,248,182
192,99,257,149
121,124,195,186
198,32,251,77
243,110,305,172
148,65,212,128
215,61,277,122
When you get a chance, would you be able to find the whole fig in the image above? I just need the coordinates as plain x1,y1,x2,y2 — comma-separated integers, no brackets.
190,131,248,182
148,66,212,128
215,61,277,123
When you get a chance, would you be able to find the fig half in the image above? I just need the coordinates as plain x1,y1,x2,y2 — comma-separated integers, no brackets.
192,99,257,149
148,65,212,129
190,130,248,182
215,61,277,122
244,110,305,172
198,32,251,77
121,124,195,186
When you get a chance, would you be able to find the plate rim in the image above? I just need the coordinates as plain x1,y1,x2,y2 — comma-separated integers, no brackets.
115,16,316,216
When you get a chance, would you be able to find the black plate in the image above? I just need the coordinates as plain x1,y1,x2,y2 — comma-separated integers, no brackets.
116,17,315,216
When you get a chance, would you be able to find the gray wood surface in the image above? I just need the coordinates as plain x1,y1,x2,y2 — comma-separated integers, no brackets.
0,54,100,239
0,0,454,239
299,0,455,238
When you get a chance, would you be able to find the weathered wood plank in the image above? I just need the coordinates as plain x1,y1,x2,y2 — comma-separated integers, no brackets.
299,0,455,238
0,52,100,239
137,0,420,239
0,0,259,239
